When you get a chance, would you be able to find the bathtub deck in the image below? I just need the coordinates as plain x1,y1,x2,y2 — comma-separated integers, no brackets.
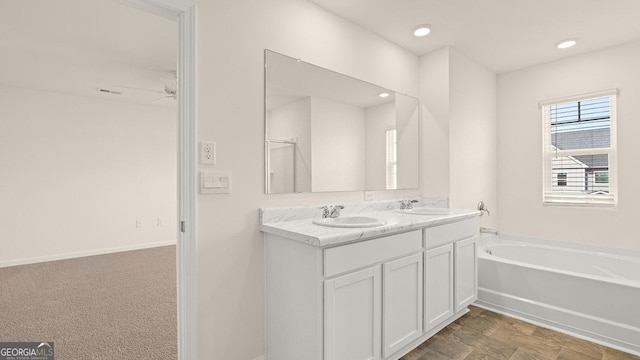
401,305,640,360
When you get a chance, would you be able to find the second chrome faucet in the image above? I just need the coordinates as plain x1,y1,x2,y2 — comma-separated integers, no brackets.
320,205,345,218
399,199,419,210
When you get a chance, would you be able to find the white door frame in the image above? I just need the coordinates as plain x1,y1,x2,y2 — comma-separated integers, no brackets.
125,1,198,359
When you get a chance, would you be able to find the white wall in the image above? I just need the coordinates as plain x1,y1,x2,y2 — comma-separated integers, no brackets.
195,0,420,358
0,85,177,266
449,49,498,229
396,94,420,189
419,48,450,198
497,41,640,250
365,101,395,190
311,97,366,192
419,47,497,230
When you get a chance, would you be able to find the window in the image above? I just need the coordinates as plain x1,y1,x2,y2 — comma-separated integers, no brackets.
385,128,397,190
541,89,618,206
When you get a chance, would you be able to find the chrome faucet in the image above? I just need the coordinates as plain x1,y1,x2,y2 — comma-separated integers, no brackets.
329,205,344,218
319,206,331,218
399,199,419,210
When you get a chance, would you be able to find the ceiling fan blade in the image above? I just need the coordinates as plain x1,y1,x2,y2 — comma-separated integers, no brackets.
150,95,174,104
111,85,165,94
160,76,177,93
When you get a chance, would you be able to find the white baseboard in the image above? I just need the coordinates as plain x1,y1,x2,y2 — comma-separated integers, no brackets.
0,240,177,268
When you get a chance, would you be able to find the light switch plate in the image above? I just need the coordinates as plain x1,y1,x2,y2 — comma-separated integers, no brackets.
200,171,231,194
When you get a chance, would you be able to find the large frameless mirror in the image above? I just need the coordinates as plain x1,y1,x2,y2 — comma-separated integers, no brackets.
265,49,420,194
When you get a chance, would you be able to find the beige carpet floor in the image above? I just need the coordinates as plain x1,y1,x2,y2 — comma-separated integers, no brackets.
0,245,177,359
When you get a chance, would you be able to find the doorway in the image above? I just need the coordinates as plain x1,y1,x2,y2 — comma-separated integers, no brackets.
0,0,196,358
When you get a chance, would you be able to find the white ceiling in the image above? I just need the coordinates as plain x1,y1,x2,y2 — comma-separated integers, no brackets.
308,0,640,73
0,0,176,106
4,0,640,106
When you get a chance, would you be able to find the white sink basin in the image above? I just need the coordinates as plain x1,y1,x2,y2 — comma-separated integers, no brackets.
312,216,385,228
396,207,452,215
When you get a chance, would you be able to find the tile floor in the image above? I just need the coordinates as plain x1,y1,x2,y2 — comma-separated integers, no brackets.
401,306,640,360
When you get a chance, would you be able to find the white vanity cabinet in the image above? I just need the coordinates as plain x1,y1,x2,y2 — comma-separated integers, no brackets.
264,215,478,360
382,252,423,358
454,236,478,312
324,251,425,360
423,243,454,331
324,230,422,360
324,266,381,360
424,218,478,316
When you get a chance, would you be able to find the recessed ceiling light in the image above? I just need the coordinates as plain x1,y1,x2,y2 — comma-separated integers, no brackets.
556,39,578,49
413,25,431,37
378,92,390,98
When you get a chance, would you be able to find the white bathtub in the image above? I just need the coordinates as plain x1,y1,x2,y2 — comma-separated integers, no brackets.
476,234,640,356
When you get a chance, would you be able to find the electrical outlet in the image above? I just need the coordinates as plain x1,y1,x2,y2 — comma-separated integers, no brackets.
136,219,143,228
157,218,165,226
364,191,375,201
200,141,216,165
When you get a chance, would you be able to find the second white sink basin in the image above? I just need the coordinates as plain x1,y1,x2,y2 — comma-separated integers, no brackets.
312,216,385,228
396,207,452,215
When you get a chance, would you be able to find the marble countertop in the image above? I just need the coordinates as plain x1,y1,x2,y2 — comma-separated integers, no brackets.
261,208,479,247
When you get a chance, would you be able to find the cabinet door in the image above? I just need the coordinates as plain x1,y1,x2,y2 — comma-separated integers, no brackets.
424,243,454,331
324,266,381,360
454,236,478,312
382,253,423,358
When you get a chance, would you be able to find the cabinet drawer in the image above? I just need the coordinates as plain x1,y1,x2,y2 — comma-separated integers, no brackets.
324,230,422,277
424,217,478,249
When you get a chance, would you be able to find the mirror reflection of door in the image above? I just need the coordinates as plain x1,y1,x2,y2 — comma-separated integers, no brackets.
267,140,296,193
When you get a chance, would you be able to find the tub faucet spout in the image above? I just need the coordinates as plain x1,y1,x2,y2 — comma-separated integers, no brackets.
477,201,490,216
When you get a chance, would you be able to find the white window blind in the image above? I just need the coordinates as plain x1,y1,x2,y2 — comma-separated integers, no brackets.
541,89,618,206
385,128,397,190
